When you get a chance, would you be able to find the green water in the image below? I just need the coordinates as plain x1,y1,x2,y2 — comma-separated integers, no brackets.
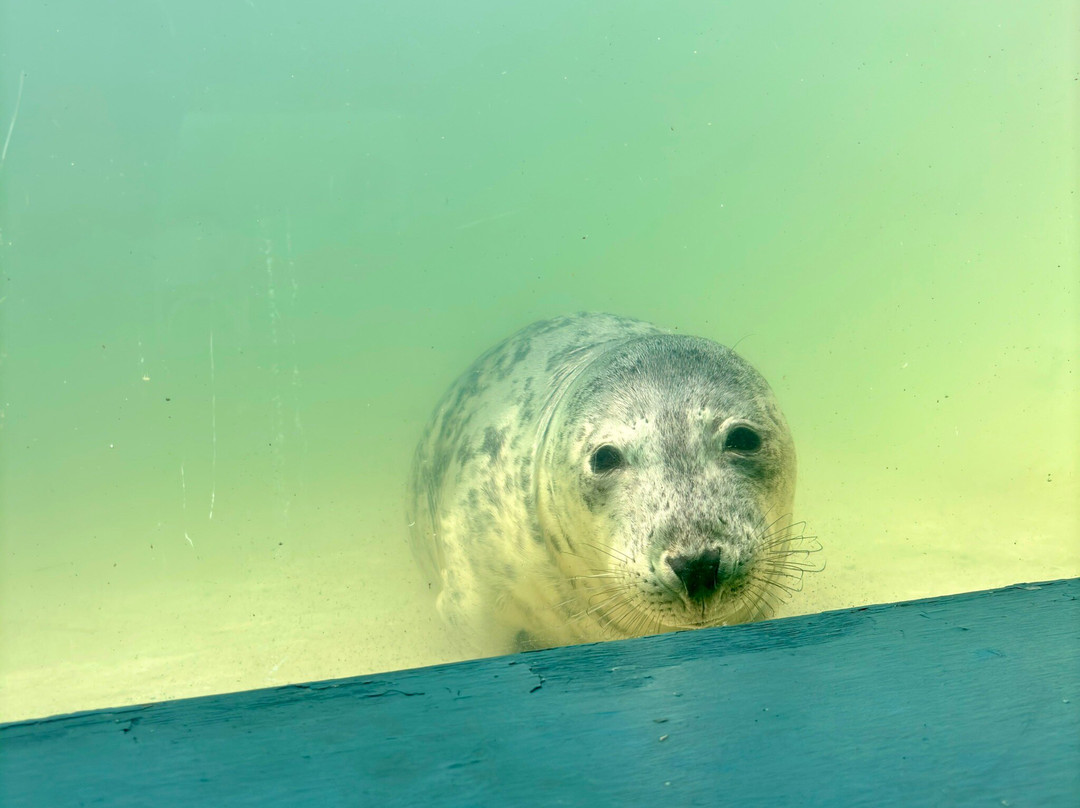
1,1,1076,721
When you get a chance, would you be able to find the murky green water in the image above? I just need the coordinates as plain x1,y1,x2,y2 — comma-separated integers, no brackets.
1,1,1076,721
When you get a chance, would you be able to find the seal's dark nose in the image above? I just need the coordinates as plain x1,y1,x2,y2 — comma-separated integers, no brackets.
667,549,725,601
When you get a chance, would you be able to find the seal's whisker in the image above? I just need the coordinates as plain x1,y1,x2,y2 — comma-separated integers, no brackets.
763,551,823,570
556,583,632,614
558,548,618,565
758,533,822,562
581,541,635,565
756,517,812,541
758,573,809,594
587,587,638,614
656,611,670,637
625,601,656,633
771,578,806,595
557,548,607,566
771,579,806,595
560,582,634,619
567,572,622,582
760,561,819,579
617,609,648,639
650,613,664,638
551,567,628,599
759,511,797,538
748,573,785,598
760,553,820,571
757,525,814,551
617,607,644,637
750,572,802,600
742,579,784,617
766,580,795,607
759,536,820,557
738,578,773,613
584,600,625,634
570,587,630,613
736,584,768,619
584,540,634,560
586,584,637,608
595,594,641,630
631,609,656,638
760,546,825,574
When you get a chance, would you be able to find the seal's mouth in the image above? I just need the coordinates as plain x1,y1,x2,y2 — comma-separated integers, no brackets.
631,522,821,632
664,572,765,630
569,520,821,640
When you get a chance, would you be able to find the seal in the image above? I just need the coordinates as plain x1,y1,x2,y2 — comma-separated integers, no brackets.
407,313,812,655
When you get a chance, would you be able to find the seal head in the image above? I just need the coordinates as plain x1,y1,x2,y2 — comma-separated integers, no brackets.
537,333,796,637
408,313,807,655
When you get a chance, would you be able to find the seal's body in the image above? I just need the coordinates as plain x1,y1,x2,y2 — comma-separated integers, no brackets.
408,313,803,655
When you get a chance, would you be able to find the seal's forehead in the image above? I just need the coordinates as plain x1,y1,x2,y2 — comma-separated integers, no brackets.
571,335,776,416
612,335,753,374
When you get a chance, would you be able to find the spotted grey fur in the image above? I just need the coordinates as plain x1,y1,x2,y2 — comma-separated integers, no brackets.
408,313,805,655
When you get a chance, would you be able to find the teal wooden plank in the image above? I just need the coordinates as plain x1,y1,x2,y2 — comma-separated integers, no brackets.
2,579,1078,807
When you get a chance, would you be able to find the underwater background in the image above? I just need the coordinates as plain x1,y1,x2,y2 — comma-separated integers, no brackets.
1,0,1076,721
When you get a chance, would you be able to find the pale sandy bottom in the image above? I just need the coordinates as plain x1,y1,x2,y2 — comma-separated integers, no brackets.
3,475,1076,723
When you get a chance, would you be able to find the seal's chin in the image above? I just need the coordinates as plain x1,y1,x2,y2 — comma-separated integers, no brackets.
644,553,775,630
597,564,767,638
671,580,760,627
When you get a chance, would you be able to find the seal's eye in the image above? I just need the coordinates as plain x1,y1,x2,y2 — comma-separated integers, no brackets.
724,426,762,453
589,444,625,473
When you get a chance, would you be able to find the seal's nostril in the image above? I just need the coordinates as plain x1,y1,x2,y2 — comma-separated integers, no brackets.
666,549,723,601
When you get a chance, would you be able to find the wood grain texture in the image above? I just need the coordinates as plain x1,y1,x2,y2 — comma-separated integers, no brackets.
2,579,1078,807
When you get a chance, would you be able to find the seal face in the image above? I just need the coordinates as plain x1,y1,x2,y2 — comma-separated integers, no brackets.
408,313,809,655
